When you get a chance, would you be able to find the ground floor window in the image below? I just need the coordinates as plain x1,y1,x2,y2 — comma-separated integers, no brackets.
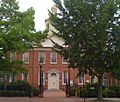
0,73,16,82
91,75,97,84
78,74,84,85
38,72,45,85
62,71,68,85
22,73,28,81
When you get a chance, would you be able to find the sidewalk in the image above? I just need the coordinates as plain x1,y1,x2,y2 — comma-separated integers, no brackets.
86,98,120,102
0,90,119,102
43,89,66,98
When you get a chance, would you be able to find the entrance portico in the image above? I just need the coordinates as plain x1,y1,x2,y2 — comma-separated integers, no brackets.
47,69,59,90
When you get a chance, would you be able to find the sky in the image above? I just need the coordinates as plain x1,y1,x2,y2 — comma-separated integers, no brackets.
18,0,54,31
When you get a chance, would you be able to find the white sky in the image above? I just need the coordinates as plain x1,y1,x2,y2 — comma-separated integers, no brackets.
18,0,54,31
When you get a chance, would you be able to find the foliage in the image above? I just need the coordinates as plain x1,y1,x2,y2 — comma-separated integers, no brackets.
0,0,47,73
103,88,111,97
0,80,39,97
49,0,120,100
109,85,120,97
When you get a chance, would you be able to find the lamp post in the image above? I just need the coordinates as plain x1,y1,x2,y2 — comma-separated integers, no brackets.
39,59,43,98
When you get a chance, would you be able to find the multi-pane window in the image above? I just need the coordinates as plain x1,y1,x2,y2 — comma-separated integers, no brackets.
23,52,29,63
22,73,28,81
0,74,16,82
38,52,46,64
11,74,16,82
38,72,45,85
50,52,57,64
62,57,67,64
91,75,97,84
78,74,84,85
10,53,16,61
103,78,109,87
62,71,68,85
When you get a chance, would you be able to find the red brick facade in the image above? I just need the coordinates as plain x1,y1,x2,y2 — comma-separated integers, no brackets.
16,48,89,90
15,47,120,90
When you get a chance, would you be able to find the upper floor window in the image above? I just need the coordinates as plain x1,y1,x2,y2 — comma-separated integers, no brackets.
10,53,16,61
62,57,67,64
50,52,57,64
23,52,29,63
38,52,46,64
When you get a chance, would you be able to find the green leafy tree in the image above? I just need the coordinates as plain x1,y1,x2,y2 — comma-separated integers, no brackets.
0,0,47,74
49,0,120,100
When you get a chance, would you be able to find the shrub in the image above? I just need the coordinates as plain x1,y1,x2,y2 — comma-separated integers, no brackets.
70,86,76,96
103,88,111,97
0,80,38,97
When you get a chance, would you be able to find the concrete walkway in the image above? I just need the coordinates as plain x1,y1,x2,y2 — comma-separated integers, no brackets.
43,89,66,98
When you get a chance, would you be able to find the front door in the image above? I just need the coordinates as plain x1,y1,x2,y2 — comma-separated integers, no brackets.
48,72,59,90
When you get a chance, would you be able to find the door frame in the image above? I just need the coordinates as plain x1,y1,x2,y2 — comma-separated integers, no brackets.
47,69,59,90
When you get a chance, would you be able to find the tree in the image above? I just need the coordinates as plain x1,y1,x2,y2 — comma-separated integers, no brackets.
0,0,47,73
49,0,120,100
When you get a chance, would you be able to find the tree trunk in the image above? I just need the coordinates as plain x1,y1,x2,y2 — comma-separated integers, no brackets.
97,75,103,101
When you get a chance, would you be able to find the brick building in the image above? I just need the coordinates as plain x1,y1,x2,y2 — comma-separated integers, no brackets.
0,6,119,90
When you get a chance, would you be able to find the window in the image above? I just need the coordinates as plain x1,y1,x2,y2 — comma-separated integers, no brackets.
11,74,16,82
78,74,84,85
10,53,16,61
22,73,28,81
91,76,97,84
0,74,16,82
62,57,67,64
51,72,56,76
62,71,68,85
23,52,29,63
50,52,57,64
103,78,109,87
38,72,45,85
38,52,46,64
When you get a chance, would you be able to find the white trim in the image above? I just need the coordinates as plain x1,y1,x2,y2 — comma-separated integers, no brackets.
50,52,57,64
38,52,46,64
38,71,45,85
23,52,29,64
30,48,52,51
22,73,29,81
48,70,59,90
62,57,68,64
62,71,68,85
78,74,84,85
10,53,16,61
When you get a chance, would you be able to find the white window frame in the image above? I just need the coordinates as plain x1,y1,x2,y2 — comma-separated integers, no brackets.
103,78,109,87
62,57,67,64
22,73,29,81
50,52,57,64
38,52,46,64
23,52,29,64
91,75,97,84
10,53,16,61
9,74,16,82
62,71,68,85
38,71,45,85
78,74,84,85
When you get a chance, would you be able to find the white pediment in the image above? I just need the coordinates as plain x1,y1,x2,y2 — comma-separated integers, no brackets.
41,35,65,48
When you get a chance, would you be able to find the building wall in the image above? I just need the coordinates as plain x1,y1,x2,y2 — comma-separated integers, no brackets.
15,48,120,90
15,48,91,90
